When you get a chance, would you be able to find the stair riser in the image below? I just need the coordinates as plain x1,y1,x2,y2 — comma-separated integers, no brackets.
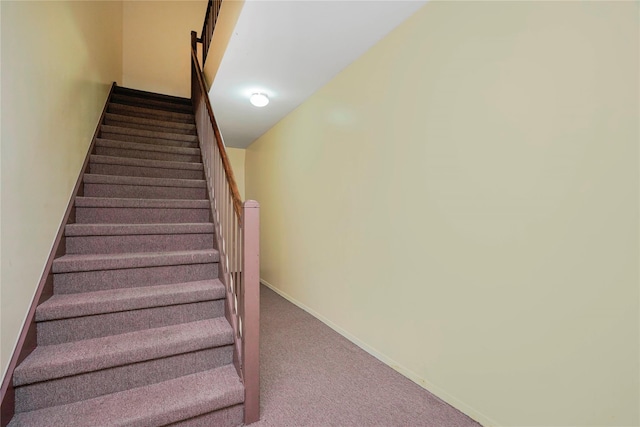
102,126,198,143
15,346,233,413
104,118,196,135
101,132,199,148
84,183,207,200
108,104,194,124
38,300,224,345
96,146,201,163
111,95,193,114
105,113,195,131
169,404,244,427
90,162,204,180
54,263,218,294
76,206,210,224
114,88,191,106
89,162,204,179
67,233,214,254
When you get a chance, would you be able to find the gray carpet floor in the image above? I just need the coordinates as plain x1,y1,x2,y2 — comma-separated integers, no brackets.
254,286,481,427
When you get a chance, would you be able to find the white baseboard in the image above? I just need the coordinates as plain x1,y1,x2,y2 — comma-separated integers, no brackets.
260,278,500,427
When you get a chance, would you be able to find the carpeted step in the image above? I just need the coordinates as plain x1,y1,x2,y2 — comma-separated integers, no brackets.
16,317,231,387
37,282,226,345
101,124,198,143
16,317,232,411
7,85,245,426
54,262,218,295
8,365,244,427
99,131,199,149
52,249,219,274
66,223,214,254
96,138,201,163
83,174,207,200
36,279,224,322
111,94,194,114
103,119,197,136
74,197,211,224
113,86,192,106
89,155,204,180
52,246,218,294
108,102,194,124
99,132,199,149
105,113,197,135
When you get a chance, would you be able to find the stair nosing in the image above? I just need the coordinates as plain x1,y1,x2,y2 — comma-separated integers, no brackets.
36,279,225,322
13,317,233,386
10,366,243,427
108,102,195,122
113,87,192,105
96,138,200,155
75,197,210,209
52,249,220,273
83,174,206,189
101,125,198,143
111,94,194,113
105,113,196,130
66,223,214,237
90,155,203,171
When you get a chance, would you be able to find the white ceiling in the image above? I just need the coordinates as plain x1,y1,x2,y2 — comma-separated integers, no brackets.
210,0,428,149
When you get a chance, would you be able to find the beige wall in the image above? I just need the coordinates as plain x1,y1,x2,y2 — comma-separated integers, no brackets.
0,1,123,378
246,2,639,426
123,1,207,98
226,147,246,200
202,0,244,88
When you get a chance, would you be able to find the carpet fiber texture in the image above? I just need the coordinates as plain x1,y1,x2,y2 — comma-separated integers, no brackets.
256,286,481,427
7,86,244,427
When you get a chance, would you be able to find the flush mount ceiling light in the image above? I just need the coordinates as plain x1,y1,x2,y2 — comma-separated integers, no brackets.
249,92,269,107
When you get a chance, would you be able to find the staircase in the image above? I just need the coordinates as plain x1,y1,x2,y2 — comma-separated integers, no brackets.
7,86,245,427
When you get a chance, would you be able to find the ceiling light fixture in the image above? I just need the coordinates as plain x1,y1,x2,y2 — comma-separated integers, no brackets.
250,92,269,107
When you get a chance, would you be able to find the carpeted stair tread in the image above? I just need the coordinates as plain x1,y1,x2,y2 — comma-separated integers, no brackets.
99,132,200,149
96,138,200,155
13,317,233,387
113,86,192,106
103,119,197,137
66,223,214,236
8,365,243,427
75,196,209,209
108,103,194,124
101,125,198,143
90,155,203,171
83,174,206,189
7,85,244,426
111,93,194,114
52,249,219,273
105,113,196,132
35,279,225,322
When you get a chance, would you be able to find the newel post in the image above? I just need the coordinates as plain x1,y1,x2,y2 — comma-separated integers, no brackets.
242,200,260,424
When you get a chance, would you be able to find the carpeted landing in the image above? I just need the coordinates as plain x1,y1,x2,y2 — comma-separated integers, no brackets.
256,285,482,427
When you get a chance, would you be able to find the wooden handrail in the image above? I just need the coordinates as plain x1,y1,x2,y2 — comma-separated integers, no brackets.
190,32,242,219
200,0,223,65
190,24,260,424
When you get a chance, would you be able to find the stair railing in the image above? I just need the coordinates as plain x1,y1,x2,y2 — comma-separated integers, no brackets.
191,31,260,425
200,0,223,65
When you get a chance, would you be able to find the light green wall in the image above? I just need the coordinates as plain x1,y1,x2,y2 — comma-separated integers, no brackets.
0,1,123,378
246,2,639,425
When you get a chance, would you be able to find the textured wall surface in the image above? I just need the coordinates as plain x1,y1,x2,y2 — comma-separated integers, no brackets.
246,2,639,425
123,1,207,98
1,1,123,378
